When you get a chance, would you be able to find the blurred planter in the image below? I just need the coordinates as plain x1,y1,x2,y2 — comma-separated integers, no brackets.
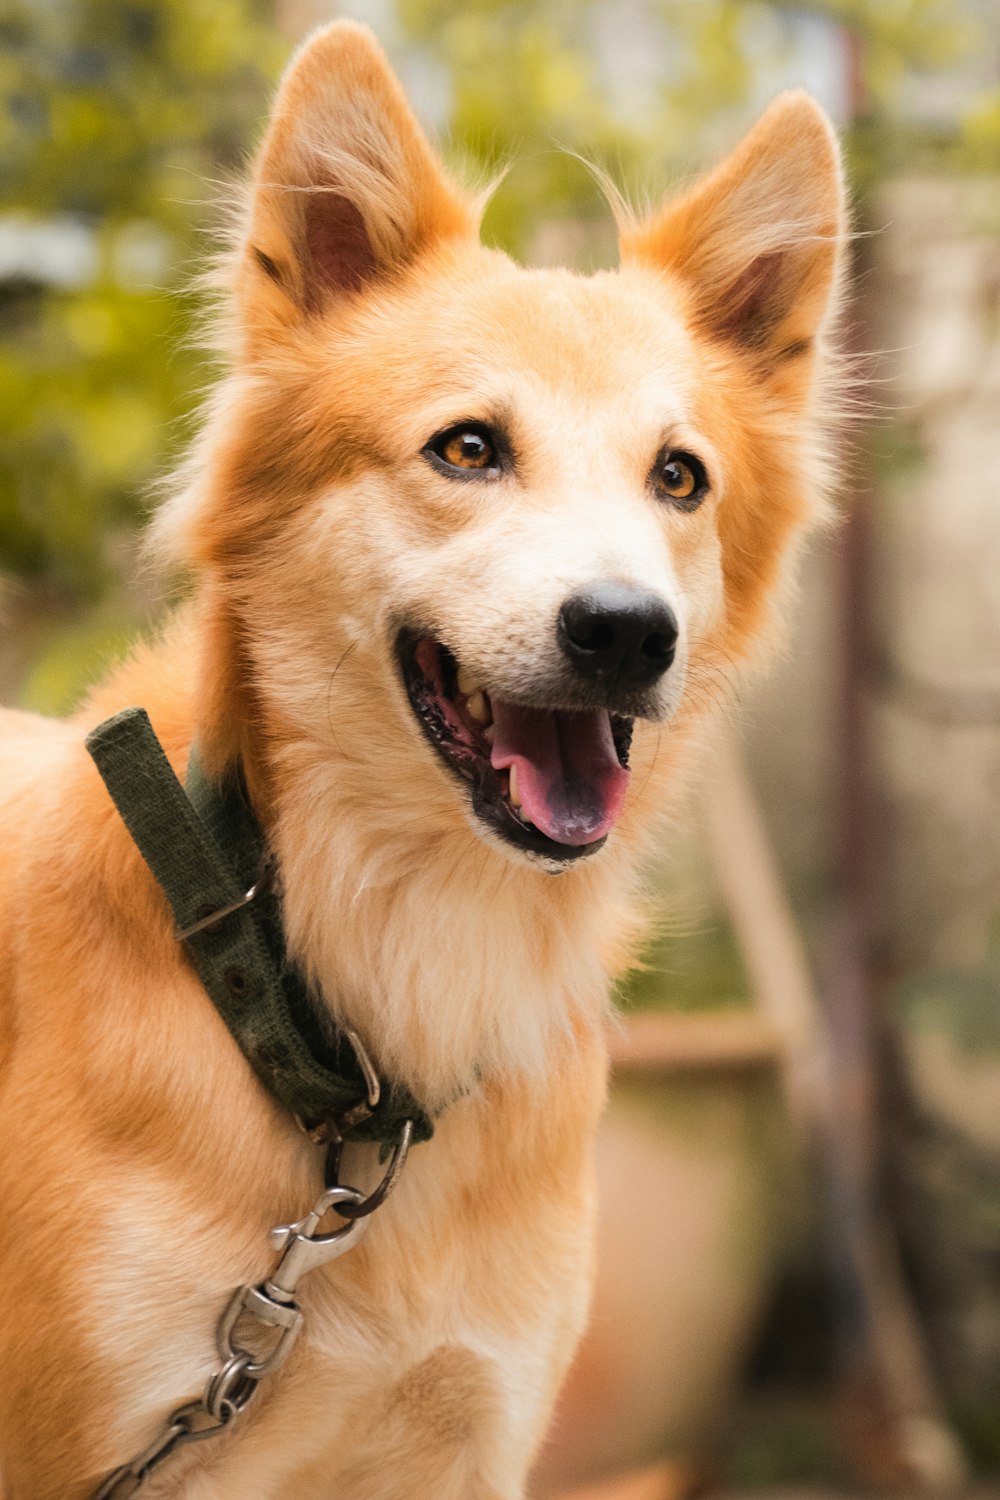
531,1012,798,1496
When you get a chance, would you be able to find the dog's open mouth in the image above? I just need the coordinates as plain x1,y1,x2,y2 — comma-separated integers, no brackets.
398,632,633,862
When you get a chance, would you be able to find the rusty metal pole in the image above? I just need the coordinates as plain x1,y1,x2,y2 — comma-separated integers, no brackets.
821,27,967,1491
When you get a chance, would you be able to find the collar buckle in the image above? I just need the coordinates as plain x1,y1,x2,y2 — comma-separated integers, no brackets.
294,1025,383,1143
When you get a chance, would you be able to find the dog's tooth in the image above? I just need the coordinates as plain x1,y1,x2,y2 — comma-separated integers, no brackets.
467,690,489,725
483,724,494,745
456,665,476,696
509,762,522,808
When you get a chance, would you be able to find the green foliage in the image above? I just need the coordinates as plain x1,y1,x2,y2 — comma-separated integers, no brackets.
896,919,1000,1055
957,1392,1000,1474
0,0,283,601
396,0,993,258
622,917,751,1014
725,1403,846,1487
17,603,135,716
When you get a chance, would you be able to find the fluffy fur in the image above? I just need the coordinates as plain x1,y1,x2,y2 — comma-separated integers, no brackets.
0,23,846,1499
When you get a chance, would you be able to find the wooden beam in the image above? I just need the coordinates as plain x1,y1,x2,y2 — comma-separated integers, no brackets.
610,1010,781,1073
701,731,829,1131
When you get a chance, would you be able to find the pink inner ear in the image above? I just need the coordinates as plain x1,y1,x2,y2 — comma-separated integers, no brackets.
304,192,377,304
716,248,789,347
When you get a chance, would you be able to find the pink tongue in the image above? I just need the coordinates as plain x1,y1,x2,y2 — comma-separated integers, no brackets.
490,701,629,846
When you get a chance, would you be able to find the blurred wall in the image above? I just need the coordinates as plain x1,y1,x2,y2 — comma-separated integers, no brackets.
742,173,1000,980
869,175,1000,976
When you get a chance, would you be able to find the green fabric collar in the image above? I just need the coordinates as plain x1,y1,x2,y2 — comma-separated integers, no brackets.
86,707,432,1148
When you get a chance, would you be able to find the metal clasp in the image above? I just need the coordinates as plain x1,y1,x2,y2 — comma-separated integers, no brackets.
212,1185,368,1395
264,1184,369,1301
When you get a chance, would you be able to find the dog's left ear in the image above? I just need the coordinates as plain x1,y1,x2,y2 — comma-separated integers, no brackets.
236,21,474,342
622,92,846,370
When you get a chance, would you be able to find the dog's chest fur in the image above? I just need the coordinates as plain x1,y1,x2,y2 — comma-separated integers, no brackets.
84,1034,604,1500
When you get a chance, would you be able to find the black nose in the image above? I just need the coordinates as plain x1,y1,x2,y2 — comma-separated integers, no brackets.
558,582,679,692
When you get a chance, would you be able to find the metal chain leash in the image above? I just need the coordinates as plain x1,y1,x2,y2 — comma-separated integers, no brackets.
94,1122,413,1499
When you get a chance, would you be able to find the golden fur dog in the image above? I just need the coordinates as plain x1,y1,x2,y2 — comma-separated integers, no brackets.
0,22,846,1499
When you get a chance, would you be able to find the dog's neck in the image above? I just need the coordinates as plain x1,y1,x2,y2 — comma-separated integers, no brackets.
263,731,639,1112
186,601,660,1114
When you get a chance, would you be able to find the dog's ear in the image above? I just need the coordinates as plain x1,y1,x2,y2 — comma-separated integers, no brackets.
237,22,474,339
622,92,845,368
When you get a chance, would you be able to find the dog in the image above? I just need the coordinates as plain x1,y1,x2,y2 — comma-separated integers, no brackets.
0,21,846,1499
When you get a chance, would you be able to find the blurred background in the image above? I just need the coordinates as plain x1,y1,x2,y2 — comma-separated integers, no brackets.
2,1,998,1496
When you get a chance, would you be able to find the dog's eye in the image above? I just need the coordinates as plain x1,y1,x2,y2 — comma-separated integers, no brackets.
652,450,708,510
443,430,493,469
425,423,500,477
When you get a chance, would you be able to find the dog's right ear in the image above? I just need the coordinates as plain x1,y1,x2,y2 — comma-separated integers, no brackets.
236,22,474,343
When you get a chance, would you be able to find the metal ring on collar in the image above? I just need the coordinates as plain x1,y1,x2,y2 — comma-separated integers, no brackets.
325,1117,414,1219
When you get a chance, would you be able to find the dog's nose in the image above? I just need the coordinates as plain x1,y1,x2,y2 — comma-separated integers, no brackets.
558,582,679,692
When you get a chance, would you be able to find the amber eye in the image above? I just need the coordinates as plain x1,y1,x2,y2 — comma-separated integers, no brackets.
652,450,708,510
443,430,493,468
425,423,500,477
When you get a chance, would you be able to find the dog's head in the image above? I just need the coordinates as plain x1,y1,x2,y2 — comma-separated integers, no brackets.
164,22,846,871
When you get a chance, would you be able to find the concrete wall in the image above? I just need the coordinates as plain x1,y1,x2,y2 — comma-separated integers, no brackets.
744,175,1000,978
869,176,1000,974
